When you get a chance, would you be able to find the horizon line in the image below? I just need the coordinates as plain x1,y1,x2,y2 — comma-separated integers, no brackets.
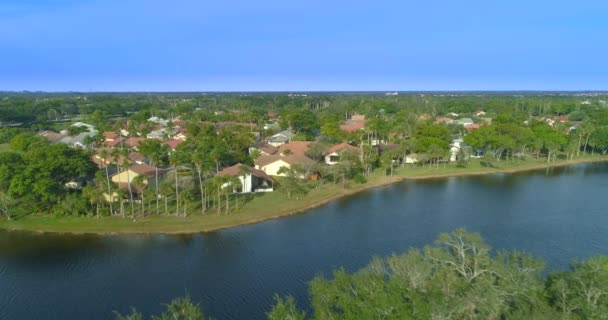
2,90,608,94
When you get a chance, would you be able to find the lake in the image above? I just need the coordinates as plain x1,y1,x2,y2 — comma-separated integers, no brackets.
1,163,607,319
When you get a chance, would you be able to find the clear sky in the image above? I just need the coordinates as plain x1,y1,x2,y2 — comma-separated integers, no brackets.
1,0,608,91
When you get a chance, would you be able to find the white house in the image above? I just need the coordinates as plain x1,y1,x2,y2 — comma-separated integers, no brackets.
456,118,474,126
255,155,315,177
322,143,363,165
217,164,273,193
450,138,464,162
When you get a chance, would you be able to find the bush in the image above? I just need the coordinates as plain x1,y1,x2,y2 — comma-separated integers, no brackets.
352,174,367,184
51,193,91,216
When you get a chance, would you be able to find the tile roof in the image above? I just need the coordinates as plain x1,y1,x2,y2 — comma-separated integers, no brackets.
165,139,184,150
254,142,278,155
255,154,316,168
323,143,363,156
217,163,272,181
277,141,311,157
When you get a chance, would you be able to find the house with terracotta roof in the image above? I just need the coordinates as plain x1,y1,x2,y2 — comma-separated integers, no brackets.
434,117,454,125
250,142,278,156
39,130,66,143
464,123,481,132
254,141,315,177
125,137,146,150
276,141,311,157
111,163,168,194
323,143,363,165
165,139,184,151
255,155,316,177
339,115,366,133
217,163,273,193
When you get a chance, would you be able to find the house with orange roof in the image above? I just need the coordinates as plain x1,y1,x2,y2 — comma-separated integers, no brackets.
339,115,366,133
323,143,363,165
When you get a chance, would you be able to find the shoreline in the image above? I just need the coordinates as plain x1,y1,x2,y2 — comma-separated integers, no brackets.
1,157,606,236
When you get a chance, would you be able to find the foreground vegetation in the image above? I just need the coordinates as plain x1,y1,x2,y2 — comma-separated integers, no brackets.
1,155,604,234
115,230,608,319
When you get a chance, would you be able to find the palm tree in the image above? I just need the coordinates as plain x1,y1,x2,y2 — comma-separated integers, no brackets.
169,153,180,216
159,181,173,215
138,139,168,215
99,149,114,215
120,148,135,219
225,176,242,214
82,185,103,219
132,174,147,218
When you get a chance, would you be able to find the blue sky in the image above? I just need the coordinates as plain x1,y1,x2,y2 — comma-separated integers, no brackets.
1,0,607,91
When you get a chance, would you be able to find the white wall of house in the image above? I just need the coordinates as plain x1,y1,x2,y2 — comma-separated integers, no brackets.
324,152,340,165
222,174,253,193
268,140,287,147
450,139,464,162
404,155,418,164
112,170,145,184
257,160,291,176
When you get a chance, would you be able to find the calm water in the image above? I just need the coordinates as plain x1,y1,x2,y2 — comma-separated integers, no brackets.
1,163,608,319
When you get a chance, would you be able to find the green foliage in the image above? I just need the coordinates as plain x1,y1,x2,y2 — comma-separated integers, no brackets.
114,296,204,320
267,296,307,320
281,109,319,136
114,308,144,320
267,229,608,320
9,133,45,152
51,193,90,216
152,296,204,320
6,141,95,210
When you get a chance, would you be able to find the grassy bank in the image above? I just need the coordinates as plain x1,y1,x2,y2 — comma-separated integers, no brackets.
1,155,606,235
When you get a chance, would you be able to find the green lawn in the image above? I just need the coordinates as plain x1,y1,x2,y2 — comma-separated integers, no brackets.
1,154,606,234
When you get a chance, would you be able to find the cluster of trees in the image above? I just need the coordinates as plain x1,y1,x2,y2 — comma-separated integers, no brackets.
267,230,608,319
114,296,204,320
0,134,95,217
115,230,608,320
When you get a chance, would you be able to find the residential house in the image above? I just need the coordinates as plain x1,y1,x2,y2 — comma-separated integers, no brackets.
125,137,146,150
254,141,315,176
376,144,418,164
39,122,98,149
173,129,188,141
165,139,184,151
102,131,123,148
450,137,464,161
147,116,169,126
111,163,166,194
474,111,486,117
250,142,278,156
323,143,363,165
456,118,474,126
464,123,481,132
267,130,295,147
217,163,273,193
255,155,315,177
434,117,454,125
446,112,459,118
339,115,366,133
39,130,65,143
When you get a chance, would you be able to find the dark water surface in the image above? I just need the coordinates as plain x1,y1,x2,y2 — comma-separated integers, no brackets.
1,163,608,319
